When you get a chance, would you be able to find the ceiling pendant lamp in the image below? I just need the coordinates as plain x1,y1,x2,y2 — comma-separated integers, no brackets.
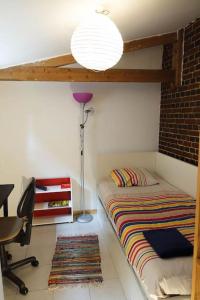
70,10,123,71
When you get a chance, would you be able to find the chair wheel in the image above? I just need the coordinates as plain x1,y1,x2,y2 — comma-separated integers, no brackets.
31,260,39,267
19,286,28,295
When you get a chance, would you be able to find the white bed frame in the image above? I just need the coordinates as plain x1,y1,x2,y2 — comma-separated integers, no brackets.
97,151,197,300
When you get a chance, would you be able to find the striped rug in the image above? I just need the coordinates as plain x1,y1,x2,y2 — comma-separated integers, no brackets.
48,235,103,288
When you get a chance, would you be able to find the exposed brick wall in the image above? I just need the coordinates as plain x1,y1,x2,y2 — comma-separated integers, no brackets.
159,18,200,166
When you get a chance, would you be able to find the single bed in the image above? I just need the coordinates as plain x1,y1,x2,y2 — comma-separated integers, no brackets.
98,175,195,300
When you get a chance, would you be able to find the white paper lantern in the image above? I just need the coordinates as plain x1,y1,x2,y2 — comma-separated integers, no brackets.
71,12,123,71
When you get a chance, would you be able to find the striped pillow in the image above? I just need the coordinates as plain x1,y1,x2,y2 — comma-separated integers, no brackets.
111,168,158,187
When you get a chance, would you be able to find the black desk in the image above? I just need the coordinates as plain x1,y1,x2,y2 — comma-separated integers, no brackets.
0,184,14,216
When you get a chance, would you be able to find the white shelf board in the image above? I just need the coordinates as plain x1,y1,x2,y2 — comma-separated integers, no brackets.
34,202,72,211
33,214,73,226
35,185,71,194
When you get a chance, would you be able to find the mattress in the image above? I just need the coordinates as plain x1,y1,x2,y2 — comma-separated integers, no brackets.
98,176,195,300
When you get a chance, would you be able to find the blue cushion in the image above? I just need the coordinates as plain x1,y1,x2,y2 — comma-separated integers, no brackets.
143,228,193,258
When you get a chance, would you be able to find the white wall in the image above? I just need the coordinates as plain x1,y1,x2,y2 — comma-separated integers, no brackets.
0,47,162,215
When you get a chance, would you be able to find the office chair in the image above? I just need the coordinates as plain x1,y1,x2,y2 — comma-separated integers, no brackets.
0,177,39,295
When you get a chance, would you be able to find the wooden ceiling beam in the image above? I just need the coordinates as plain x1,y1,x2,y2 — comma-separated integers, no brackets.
18,54,76,68
124,32,177,52
1,32,177,69
0,67,174,83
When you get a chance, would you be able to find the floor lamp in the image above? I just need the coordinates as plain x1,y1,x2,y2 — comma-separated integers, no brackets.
73,92,93,223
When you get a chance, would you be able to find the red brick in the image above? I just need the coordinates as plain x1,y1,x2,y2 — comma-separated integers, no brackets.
159,18,200,165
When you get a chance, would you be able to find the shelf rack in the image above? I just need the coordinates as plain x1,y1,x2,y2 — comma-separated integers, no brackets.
33,177,73,226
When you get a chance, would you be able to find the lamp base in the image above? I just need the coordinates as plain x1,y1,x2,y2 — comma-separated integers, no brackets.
77,214,93,223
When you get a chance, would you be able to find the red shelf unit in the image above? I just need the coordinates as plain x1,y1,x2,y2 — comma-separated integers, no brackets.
35,191,71,203
34,207,71,217
33,177,73,225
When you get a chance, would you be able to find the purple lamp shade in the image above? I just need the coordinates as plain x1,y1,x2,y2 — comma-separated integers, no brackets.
73,92,93,104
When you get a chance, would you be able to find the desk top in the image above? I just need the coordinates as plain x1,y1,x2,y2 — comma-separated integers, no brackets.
0,184,14,208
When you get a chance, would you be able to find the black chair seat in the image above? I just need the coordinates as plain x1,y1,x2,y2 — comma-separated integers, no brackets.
0,217,23,244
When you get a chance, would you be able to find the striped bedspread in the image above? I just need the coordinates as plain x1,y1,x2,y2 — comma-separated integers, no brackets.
106,192,195,278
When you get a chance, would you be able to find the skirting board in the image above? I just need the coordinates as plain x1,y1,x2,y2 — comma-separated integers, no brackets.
73,209,97,216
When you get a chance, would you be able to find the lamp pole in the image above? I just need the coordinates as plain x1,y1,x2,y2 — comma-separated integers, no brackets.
77,103,93,223
72,93,93,223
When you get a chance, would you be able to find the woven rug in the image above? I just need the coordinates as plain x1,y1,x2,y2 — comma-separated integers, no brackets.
48,234,103,288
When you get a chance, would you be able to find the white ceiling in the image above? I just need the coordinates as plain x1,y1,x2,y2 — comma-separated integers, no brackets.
0,0,200,68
